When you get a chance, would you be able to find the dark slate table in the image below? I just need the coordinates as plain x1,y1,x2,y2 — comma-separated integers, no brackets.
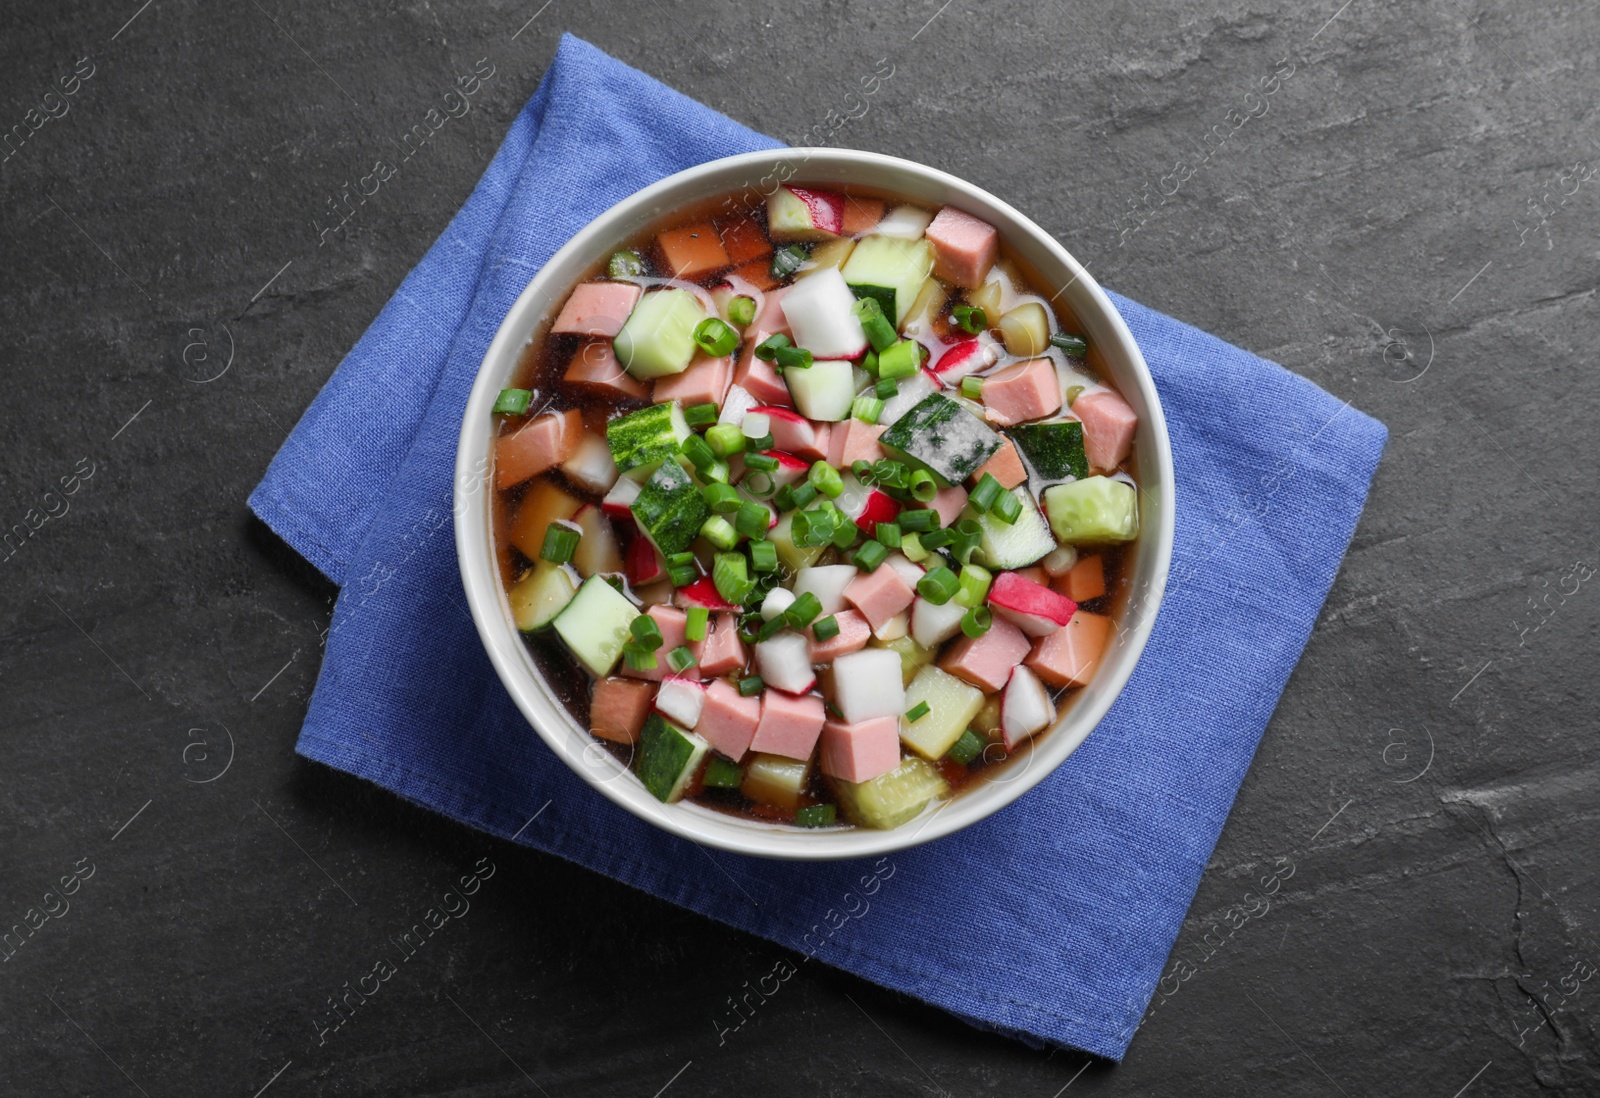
5,2,1596,1094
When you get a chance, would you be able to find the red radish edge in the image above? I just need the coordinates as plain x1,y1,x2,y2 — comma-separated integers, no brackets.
677,576,736,610
988,572,1077,634
626,535,665,586
783,185,845,235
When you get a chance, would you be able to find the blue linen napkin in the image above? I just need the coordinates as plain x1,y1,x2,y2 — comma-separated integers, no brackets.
249,34,1386,1060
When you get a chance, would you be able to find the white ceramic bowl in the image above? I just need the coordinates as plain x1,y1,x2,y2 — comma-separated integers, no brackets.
456,149,1174,860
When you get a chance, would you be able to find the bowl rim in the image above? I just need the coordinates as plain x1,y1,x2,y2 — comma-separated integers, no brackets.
455,148,1175,861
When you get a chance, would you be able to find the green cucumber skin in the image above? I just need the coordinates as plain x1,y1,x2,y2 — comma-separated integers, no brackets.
552,575,641,677
879,393,1002,486
607,402,687,477
630,459,709,557
638,713,709,802
1009,421,1088,480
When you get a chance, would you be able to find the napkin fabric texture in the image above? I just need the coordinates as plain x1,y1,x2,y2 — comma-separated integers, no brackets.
249,34,1386,1061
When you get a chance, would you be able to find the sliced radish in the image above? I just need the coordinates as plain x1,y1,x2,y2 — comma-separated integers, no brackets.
836,474,901,533
676,576,735,611
570,505,624,578
931,338,999,385
792,564,857,615
754,448,811,488
655,677,706,729
601,475,642,521
883,553,925,590
626,535,666,586
987,571,1077,636
756,633,816,694
875,204,934,240
761,587,797,621
1001,665,1054,749
780,268,867,359
786,359,856,422
768,184,846,241
878,368,940,426
558,432,619,495
756,406,827,459
831,649,905,723
741,411,771,439
719,383,759,427
911,596,967,649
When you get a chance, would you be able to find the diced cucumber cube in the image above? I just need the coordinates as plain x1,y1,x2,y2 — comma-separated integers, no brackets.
1043,476,1139,544
508,561,576,632
631,459,710,557
552,575,640,677
606,401,690,479
831,756,950,829
840,235,935,326
770,511,825,573
742,753,811,809
968,487,1056,569
899,665,984,760
785,359,856,421
879,393,1001,486
638,713,711,803
614,289,706,380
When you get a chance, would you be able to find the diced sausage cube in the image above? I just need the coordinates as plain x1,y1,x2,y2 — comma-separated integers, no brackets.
551,281,641,338
754,286,791,334
589,677,655,744
748,689,826,761
807,608,872,662
843,565,916,633
819,716,900,783
924,206,999,289
981,358,1062,427
969,437,1027,490
657,223,731,280
620,606,702,683
1026,610,1112,688
563,341,648,399
495,409,581,489
827,419,889,468
732,259,779,292
734,339,793,406
1073,388,1138,471
1056,554,1106,602
653,353,732,409
689,612,748,678
841,196,886,235
719,218,771,265
929,484,968,529
694,678,761,761
939,614,1031,693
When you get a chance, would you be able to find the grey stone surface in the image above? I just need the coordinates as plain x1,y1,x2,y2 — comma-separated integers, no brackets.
2,0,1597,1094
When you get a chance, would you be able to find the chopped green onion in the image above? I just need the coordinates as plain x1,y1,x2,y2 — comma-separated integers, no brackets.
905,700,931,723
1050,333,1089,357
771,244,807,279
795,803,836,828
774,344,813,371
1064,384,1085,406
990,487,1023,525
539,522,580,564
608,250,645,278
960,376,984,400
701,515,739,550
684,606,710,643
694,317,739,357
960,605,992,637
872,460,908,489
749,538,778,573
852,297,899,352
851,459,875,482
951,304,987,335
968,473,1003,514
773,484,798,512
945,728,984,765
951,519,983,565
666,551,699,587
735,500,770,540
703,756,743,788
703,482,742,513
737,674,764,697
809,461,843,499
861,349,879,378
684,402,720,428
875,522,901,549
851,395,884,424
623,643,658,672
747,433,775,452
754,333,792,362
877,340,921,380
811,614,840,641
713,552,754,605
785,592,823,630
897,508,937,533
790,482,818,510
955,564,993,609
757,614,788,642
789,507,821,547
706,423,746,458
900,532,928,562
728,294,757,328
745,452,779,474
919,528,954,550
667,646,697,674
681,433,717,471
830,510,860,550
908,469,938,503
700,458,731,485
916,566,959,605
853,539,889,572
492,388,532,415
874,376,899,400
743,470,775,497
630,615,664,650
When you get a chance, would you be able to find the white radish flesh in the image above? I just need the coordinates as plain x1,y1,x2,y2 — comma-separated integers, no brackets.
793,565,857,615
911,597,967,649
719,384,759,426
756,633,815,694
831,649,906,723
1001,666,1054,749
780,268,867,359
761,587,797,621
560,433,619,495
875,204,934,239
655,678,706,728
